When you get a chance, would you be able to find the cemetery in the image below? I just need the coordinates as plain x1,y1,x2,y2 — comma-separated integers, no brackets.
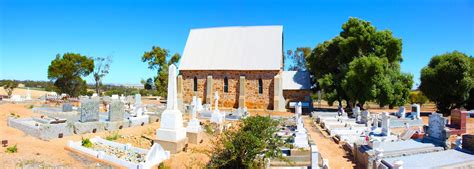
1,5,473,168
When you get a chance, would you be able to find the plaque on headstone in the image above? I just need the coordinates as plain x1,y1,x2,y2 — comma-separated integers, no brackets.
109,100,125,122
80,99,100,122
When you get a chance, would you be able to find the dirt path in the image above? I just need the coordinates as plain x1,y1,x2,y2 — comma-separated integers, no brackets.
303,116,356,169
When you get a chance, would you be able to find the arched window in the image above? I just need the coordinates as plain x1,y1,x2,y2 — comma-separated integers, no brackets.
258,78,263,94
224,77,229,93
193,77,198,91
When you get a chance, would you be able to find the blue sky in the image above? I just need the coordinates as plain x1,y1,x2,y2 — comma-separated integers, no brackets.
1,0,473,88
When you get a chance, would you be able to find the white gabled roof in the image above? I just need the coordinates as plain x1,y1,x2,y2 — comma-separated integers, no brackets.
179,26,283,70
282,71,312,90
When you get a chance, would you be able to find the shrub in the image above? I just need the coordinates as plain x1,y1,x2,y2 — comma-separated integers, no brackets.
208,116,287,168
106,132,121,141
5,145,17,153
81,138,93,148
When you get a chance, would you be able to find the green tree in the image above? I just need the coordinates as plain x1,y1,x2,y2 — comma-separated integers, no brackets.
93,56,112,96
142,46,180,97
208,116,286,168
47,53,94,97
420,51,473,116
409,91,429,106
285,47,311,71
1,80,18,97
307,17,409,108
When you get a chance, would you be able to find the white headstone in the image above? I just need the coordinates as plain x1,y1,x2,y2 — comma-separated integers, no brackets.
211,91,224,124
145,143,171,167
294,117,309,148
411,104,420,119
92,93,98,98
111,94,119,100
10,95,22,102
373,114,379,128
296,102,302,118
25,88,32,100
135,94,142,106
156,64,186,142
187,96,202,133
381,112,390,136
398,106,406,118
427,113,447,139
197,98,203,112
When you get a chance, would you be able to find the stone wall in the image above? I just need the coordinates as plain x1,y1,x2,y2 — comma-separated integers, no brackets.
180,70,279,109
283,90,312,104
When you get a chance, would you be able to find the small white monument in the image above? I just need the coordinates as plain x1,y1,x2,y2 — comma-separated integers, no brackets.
398,106,406,119
155,64,188,154
135,94,142,106
197,98,203,112
381,112,390,136
210,91,224,124
294,116,309,148
25,88,32,100
186,96,203,144
411,104,421,119
295,102,302,119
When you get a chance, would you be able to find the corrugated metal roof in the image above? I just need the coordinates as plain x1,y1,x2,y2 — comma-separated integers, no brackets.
179,26,283,70
282,71,312,90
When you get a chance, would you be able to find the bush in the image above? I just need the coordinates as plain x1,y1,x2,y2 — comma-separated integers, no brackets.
81,138,93,148
106,132,121,141
409,91,429,106
5,145,17,153
208,116,286,168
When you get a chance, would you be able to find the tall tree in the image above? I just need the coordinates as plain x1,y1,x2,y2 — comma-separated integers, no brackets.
47,53,94,97
420,51,473,116
307,17,409,108
142,46,180,97
285,47,311,71
1,80,18,97
93,56,112,96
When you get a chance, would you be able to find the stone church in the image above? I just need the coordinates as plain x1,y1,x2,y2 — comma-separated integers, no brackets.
177,26,311,111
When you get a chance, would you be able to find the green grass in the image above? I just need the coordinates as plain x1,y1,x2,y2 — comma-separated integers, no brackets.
81,138,93,148
105,132,121,141
5,144,17,153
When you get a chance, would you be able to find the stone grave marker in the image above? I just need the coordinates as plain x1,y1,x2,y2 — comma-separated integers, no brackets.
462,134,474,152
381,112,390,136
411,104,420,119
79,99,100,122
423,113,450,147
109,100,125,122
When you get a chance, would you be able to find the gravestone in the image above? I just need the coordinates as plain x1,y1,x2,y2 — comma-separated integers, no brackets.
423,113,450,147
135,94,142,106
26,88,32,100
79,99,100,122
62,103,73,112
111,94,119,100
361,110,370,124
449,109,467,135
210,91,224,124
411,104,420,119
462,134,474,152
296,102,302,118
109,100,125,122
381,112,390,136
155,64,187,154
187,96,203,144
398,106,406,118
353,106,361,118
